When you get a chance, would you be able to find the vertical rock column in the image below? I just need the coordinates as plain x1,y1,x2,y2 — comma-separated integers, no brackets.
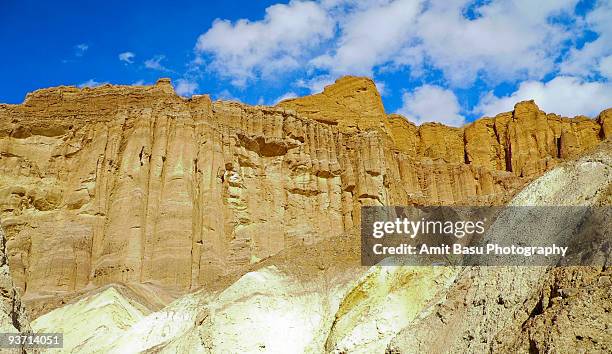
0,222,30,333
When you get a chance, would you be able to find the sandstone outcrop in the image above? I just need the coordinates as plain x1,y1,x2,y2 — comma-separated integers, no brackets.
277,76,387,131
0,223,31,353
0,224,29,328
0,77,609,315
28,141,611,354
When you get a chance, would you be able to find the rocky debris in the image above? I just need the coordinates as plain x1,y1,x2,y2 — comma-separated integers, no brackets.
0,77,609,317
493,266,612,353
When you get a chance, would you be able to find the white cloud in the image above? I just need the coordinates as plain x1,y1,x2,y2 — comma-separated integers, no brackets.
132,80,146,86
295,75,335,93
145,55,170,71
193,0,586,89
195,0,335,87
274,91,298,104
309,0,580,86
74,43,89,57
397,85,465,126
174,79,198,96
476,76,612,118
118,51,135,64
311,0,421,76
599,55,612,79
560,1,612,79
78,79,107,88
190,0,609,112
407,0,578,86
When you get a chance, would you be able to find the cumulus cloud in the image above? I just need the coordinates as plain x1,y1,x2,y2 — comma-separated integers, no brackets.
311,0,421,76
195,0,587,90
408,0,578,86
397,85,465,126
191,0,608,118
476,76,612,118
195,0,335,87
560,1,612,79
174,79,198,96
118,51,135,64
599,55,612,79
78,79,107,88
144,55,171,71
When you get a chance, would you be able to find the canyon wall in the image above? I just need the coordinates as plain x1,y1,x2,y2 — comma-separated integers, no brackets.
0,76,609,307
0,224,30,336
30,141,612,353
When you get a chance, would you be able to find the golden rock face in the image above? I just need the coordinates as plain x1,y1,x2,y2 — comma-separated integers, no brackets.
0,77,608,310
277,76,387,131
0,223,30,333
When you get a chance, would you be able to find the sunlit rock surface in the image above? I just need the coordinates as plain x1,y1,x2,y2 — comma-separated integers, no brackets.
0,224,30,337
0,78,610,353
26,142,611,354
0,78,608,316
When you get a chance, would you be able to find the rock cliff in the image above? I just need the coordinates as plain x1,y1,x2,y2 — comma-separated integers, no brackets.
30,141,612,353
0,223,31,351
0,76,609,314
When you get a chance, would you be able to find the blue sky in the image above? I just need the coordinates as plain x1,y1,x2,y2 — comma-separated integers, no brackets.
1,0,610,126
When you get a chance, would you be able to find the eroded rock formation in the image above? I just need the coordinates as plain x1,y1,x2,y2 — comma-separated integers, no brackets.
0,223,31,342
30,141,612,353
0,76,609,314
